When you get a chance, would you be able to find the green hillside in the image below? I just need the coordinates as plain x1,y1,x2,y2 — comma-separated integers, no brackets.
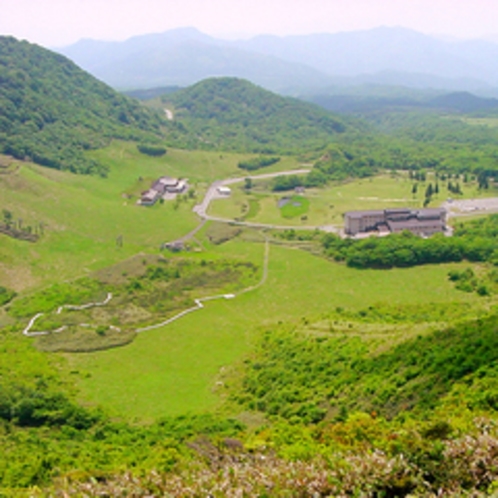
0,37,166,175
4,41,498,497
233,313,498,422
164,77,351,153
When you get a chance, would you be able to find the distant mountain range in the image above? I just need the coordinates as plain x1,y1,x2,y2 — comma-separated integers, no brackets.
304,90,498,115
57,27,498,95
57,28,333,94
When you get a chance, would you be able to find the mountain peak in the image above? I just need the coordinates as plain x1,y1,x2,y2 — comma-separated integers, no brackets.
125,26,212,45
57,27,498,92
166,77,348,153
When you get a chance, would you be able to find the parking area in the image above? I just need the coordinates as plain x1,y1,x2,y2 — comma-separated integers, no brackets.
443,197,498,217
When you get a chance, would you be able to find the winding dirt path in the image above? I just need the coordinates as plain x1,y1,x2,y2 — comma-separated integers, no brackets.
23,237,271,337
137,234,269,332
23,293,114,337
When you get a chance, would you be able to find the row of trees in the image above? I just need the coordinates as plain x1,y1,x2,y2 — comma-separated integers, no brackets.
0,208,43,242
322,226,497,269
238,155,280,171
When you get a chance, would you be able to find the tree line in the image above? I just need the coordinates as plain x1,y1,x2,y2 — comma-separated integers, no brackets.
322,215,498,269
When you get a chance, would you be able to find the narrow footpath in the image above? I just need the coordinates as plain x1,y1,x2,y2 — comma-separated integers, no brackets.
23,237,270,337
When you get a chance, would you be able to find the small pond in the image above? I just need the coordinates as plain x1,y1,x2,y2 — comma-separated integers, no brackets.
278,197,302,208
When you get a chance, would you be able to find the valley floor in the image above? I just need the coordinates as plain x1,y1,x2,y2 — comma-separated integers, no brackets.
2,144,498,495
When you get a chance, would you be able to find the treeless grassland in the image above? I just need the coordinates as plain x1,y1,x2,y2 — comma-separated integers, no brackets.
63,239,484,420
0,143,306,291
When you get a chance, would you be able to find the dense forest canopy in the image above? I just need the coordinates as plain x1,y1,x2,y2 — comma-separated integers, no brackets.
163,77,352,153
0,36,166,175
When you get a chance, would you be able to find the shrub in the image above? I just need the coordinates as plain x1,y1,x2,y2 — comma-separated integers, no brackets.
137,143,167,156
238,156,280,171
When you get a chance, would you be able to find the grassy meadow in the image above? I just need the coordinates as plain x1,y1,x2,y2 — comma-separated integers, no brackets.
1,143,496,422
1,143,300,291
63,238,485,420
0,143,311,292
88,142,306,185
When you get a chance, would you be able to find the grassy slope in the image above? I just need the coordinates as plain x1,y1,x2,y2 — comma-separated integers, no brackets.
0,141,311,291
1,142,257,291
65,239,480,420
88,141,249,184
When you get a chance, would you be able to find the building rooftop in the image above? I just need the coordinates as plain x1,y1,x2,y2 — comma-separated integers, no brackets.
157,176,179,186
346,207,445,219
345,209,384,219
385,208,412,215
345,206,447,236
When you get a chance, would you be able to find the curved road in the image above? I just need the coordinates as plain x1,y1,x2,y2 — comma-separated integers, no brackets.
192,169,339,234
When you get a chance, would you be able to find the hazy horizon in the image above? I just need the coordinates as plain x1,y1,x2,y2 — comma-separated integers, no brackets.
1,0,497,48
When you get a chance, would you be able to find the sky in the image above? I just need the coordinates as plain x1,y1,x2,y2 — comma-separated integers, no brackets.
1,0,497,47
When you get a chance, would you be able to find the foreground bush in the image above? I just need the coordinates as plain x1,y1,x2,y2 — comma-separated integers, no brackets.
36,419,498,497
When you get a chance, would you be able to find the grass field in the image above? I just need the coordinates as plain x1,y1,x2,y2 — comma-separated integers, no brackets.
0,162,197,291
2,144,497,423
63,238,484,420
279,195,310,219
88,142,305,185
0,146,234,291
208,171,498,227
211,173,413,226
0,144,308,291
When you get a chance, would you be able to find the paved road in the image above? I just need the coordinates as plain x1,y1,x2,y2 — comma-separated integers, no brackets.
193,169,311,218
442,197,498,218
192,169,340,234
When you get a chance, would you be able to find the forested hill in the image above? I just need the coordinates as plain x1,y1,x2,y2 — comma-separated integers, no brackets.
0,36,165,175
164,77,352,153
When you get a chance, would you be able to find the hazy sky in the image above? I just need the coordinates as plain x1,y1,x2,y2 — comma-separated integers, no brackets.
1,0,496,47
